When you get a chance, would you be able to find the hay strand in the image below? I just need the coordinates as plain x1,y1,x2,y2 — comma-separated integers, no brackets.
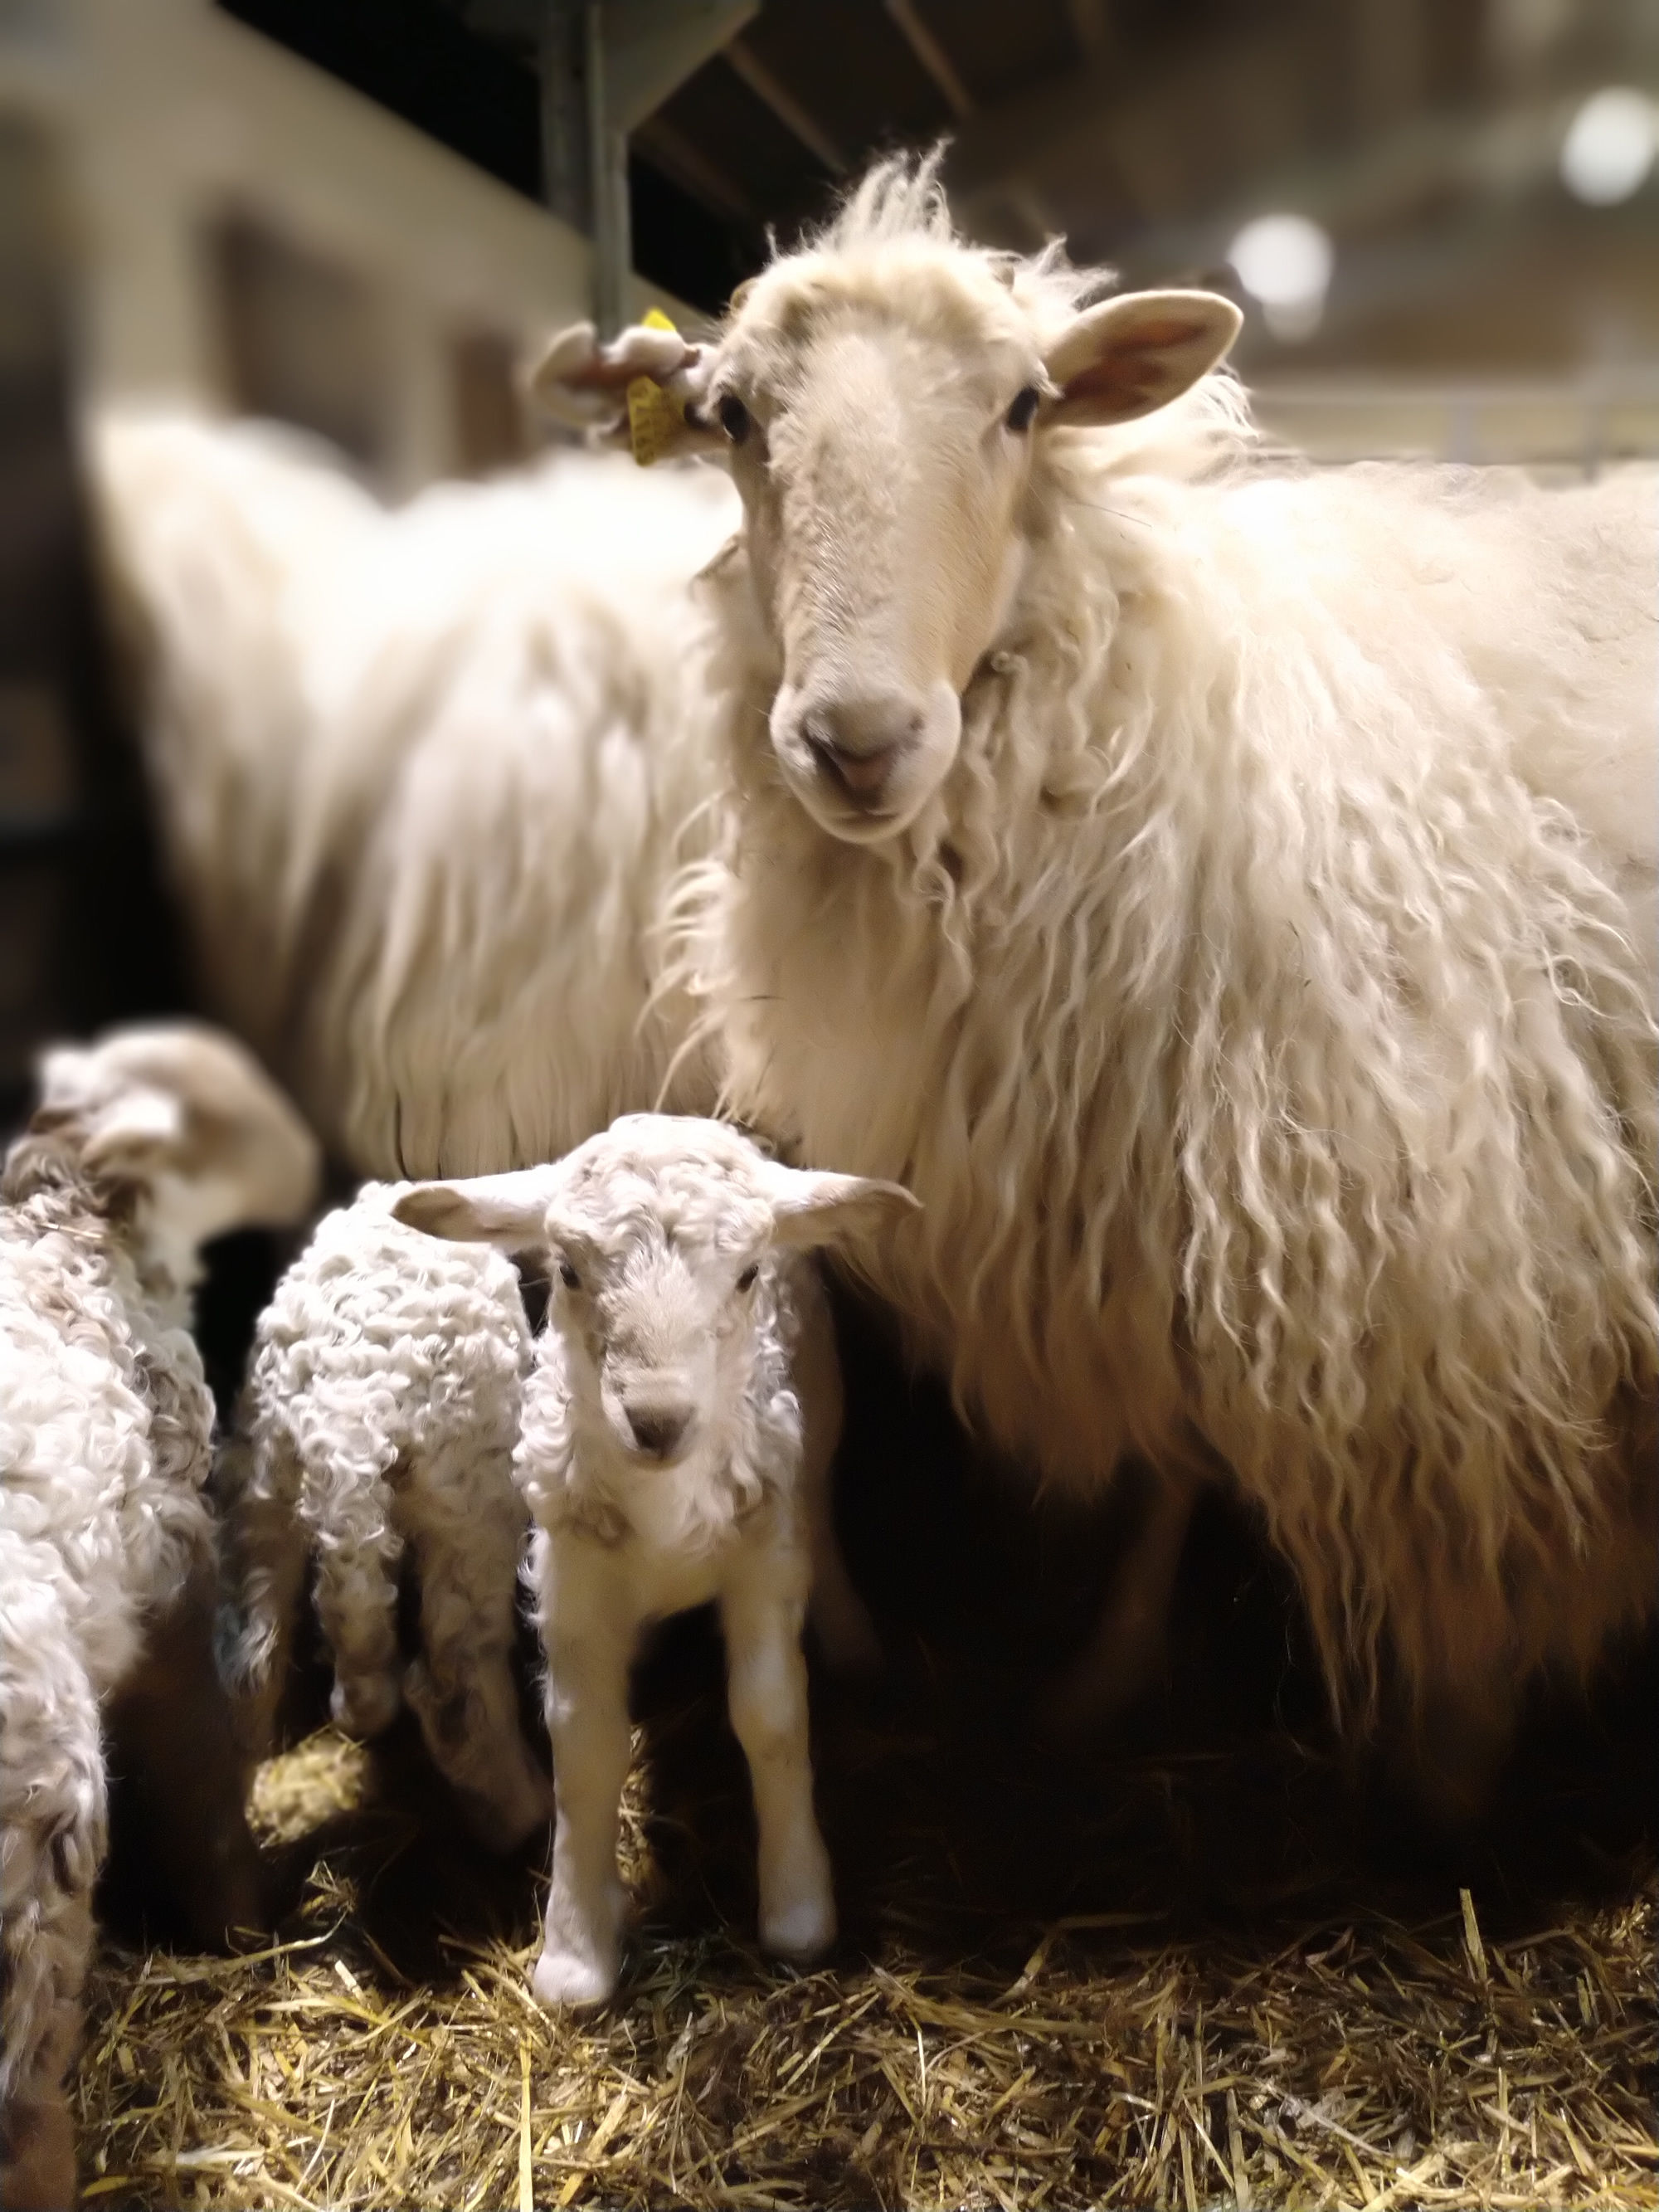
75,1610,1657,2212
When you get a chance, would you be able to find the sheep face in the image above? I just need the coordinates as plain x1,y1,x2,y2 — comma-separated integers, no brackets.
395,1115,917,1480
32,1024,320,1264
533,271,1237,846
711,274,1238,845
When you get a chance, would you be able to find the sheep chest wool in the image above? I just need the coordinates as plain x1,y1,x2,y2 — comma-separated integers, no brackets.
397,1113,912,2005
538,152,1659,1815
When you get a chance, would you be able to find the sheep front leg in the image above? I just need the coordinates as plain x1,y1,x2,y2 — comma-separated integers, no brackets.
1,1573,103,2212
404,1463,551,1854
309,1459,406,1739
720,1564,836,1962
213,1426,309,1772
531,1536,634,2007
104,1544,266,1948
1041,1463,1200,1740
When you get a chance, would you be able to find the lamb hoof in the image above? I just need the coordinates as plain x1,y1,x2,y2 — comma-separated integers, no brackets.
761,1889,836,1963
330,1673,401,1739
531,1945,615,2010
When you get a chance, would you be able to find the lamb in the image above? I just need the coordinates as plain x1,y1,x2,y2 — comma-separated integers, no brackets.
215,1183,552,1853
0,1024,319,2211
534,153,1659,1813
90,411,739,1179
396,1113,915,2005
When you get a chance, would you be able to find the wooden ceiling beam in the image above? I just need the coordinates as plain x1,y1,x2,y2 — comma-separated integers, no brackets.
632,112,757,228
722,36,848,173
1063,0,1112,64
883,0,975,121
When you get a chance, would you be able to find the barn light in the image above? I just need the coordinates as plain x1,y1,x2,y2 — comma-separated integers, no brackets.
1226,213,1334,343
1559,86,1656,205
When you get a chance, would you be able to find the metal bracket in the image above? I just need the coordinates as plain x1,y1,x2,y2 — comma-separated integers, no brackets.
540,0,757,334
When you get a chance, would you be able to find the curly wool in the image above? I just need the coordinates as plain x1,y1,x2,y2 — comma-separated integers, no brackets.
92,414,738,1178
677,158,1659,1732
0,1138,216,2136
514,1139,807,1560
217,1184,549,1849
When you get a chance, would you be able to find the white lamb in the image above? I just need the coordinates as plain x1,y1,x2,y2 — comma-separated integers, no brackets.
216,1185,552,1852
537,154,1658,1814
396,1114,915,2005
0,1024,319,2211
90,412,738,1179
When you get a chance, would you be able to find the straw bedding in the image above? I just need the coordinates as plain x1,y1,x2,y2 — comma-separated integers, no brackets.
75,1291,1657,2210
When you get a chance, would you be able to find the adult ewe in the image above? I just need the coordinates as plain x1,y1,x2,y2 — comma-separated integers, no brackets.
0,1024,319,2210
536,154,1658,1811
90,412,737,1177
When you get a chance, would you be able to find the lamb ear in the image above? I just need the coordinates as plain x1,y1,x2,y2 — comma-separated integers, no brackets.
1042,290,1242,428
393,1168,562,1250
526,319,721,458
78,1084,187,1178
760,1165,922,1252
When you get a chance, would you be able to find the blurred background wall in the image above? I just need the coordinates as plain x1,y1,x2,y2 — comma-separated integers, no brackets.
4,0,1655,486
0,0,1655,1097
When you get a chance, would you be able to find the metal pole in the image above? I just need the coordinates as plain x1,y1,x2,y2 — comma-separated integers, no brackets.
586,1,631,338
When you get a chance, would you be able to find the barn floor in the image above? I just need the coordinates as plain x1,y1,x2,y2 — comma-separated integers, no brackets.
75,1288,1658,2210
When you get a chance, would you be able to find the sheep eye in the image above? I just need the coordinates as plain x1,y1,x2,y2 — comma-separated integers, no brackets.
1006,385,1041,433
736,1263,760,1292
718,395,752,446
557,1259,581,1291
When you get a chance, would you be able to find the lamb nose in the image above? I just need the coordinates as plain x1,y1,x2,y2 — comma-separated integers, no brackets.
626,1404,689,1458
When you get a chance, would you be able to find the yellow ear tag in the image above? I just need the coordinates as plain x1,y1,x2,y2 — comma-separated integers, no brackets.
627,307,683,468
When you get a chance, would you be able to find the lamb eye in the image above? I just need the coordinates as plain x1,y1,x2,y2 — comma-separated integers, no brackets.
736,1263,760,1292
1006,385,1041,433
718,395,752,446
557,1259,581,1291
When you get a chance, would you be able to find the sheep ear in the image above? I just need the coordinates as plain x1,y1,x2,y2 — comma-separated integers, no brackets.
1042,290,1241,427
526,319,721,459
761,1165,922,1252
78,1085,187,1178
393,1168,562,1250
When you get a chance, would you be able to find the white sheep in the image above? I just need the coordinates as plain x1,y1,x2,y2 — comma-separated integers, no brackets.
215,1183,552,1853
90,411,739,1180
536,153,1659,1814
0,1024,319,2211
396,1113,914,2005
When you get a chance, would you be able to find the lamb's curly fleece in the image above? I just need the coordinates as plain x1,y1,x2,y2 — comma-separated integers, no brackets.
91,416,737,1178
217,1184,551,1850
673,158,1659,1776
1,1026,318,2208
0,1141,213,2177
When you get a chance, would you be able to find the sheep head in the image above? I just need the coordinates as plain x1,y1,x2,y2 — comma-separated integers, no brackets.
396,1114,916,1472
31,1022,319,1262
530,162,1238,846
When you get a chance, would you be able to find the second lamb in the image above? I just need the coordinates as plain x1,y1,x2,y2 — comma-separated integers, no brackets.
397,1113,915,2005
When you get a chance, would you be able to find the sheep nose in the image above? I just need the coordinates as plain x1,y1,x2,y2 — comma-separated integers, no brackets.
800,694,923,806
625,1401,691,1459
